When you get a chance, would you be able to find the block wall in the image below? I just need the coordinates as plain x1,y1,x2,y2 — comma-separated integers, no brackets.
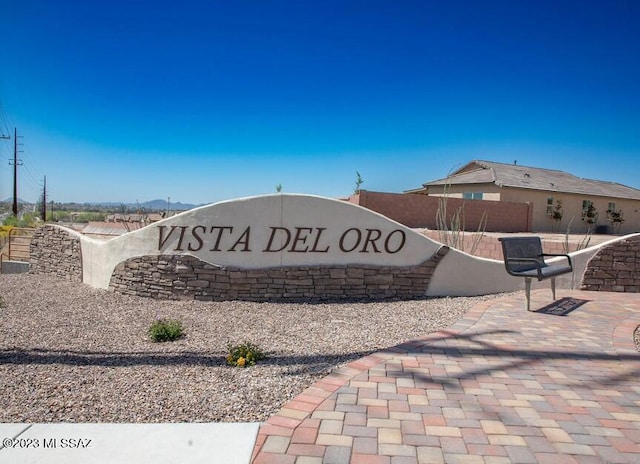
348,190,532,232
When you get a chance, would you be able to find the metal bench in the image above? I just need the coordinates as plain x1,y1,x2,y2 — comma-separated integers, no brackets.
498,236,573,311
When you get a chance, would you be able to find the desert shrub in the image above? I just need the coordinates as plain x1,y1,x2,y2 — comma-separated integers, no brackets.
226,341,267,367
148,318,184,342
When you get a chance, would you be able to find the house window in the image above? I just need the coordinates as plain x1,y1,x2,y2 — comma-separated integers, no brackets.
462,192,483,200
608,202,616,212
546,197,554,215
582,200,592,212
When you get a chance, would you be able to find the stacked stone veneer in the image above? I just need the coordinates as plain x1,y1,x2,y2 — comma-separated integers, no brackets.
109,247,450,302
29,225,82,282
581,235,640,292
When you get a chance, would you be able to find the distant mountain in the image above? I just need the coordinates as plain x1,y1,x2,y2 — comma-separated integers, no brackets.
81,200,203,211
138,199,202,211
1,198,203,211
2,198,32,204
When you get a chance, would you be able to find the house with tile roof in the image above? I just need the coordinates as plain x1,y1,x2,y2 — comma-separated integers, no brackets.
408,160,640,233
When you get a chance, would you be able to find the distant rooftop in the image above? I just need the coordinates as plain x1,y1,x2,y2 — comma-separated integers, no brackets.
81,221,146,237
420,160,640,200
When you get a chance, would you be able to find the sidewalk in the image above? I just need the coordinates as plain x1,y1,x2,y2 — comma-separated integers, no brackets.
0,422,259,464
252,290,640,463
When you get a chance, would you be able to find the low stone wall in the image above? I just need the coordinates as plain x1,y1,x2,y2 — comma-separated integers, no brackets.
29,225,83,282
109,248,449,302
581,236,640,292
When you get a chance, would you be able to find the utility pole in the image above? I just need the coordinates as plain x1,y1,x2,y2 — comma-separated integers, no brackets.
0,131,9,196
10,128,23,216
41,175,47,221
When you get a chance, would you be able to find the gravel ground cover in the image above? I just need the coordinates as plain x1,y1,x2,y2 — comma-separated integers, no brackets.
0,274,502,423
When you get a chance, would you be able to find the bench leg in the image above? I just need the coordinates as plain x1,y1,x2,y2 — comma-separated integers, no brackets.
525,277,532,311
551,277,556,301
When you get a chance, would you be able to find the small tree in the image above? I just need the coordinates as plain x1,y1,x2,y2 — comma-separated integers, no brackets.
354,171,364,194
581,203,598,230
275,184,283,193
606,208,624,234
550,199,563,232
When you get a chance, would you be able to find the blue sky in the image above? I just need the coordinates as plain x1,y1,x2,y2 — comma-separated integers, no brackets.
1,0,638,204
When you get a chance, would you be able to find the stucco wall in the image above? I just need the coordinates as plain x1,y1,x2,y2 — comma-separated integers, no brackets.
80,194,444,290
349,190,532,232
28,195,640,302
420,230,596,260
420,185,640,233
581,235,640,292
424,233,640,297
29,225,83,282
496,189,640,234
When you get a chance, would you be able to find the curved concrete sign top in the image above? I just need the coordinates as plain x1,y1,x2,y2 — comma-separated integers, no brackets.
81,194,444,289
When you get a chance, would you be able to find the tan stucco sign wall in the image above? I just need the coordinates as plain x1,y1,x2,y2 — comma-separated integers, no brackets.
33,193,614,300
80,194,443,290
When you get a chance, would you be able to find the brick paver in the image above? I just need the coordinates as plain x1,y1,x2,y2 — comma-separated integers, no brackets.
252,290,640,463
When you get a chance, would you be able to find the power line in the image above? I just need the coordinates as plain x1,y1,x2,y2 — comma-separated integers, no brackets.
0,127,46,203
0,95,15,200
21,147,43,187
0,101,13,140
0,98,44,204
0,111,11,139
0,83,15,138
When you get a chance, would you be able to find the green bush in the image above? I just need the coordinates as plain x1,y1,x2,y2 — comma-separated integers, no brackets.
148,318,184,342
226,341,267,367
2,213,40,228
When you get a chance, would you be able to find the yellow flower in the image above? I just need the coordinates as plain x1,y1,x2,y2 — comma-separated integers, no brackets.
236,357,246,367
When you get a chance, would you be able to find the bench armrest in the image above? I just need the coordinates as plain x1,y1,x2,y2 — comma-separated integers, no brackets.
541,253,572,269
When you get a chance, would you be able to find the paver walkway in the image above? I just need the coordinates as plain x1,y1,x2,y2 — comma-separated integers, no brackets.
251,290,640,463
